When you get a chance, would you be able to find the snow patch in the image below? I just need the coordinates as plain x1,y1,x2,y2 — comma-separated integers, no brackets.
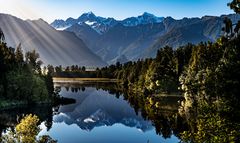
84,118,96,123
85,21,96,26
56,25,71,31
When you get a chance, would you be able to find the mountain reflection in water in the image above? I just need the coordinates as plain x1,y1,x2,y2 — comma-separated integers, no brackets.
0,83,181,143
54,87,153,132
40,83,181,143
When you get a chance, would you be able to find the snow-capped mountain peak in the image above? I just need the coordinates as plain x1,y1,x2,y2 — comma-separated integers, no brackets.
78,12,97,21
142,12,155,17
121,12,164,26
50,12,163,33
87,11,94,15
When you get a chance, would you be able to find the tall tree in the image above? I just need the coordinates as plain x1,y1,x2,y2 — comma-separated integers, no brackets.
228,0,240,14
15,43,24,65
25,49,42,73
0,28,5,43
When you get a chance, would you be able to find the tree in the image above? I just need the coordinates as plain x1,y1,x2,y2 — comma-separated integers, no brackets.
25,49,42,73
222,17,233,38
234,21,240,34
25,50,38,64
45,65,55,96
0,114,57,143
15,114,40,143
55,65,62,74
47,65,55,76
0,27,5,43
65,66,70,72
82,66,86,72
71,65,75,72
228,0,240,36
228,0,240,14
15,43,24,65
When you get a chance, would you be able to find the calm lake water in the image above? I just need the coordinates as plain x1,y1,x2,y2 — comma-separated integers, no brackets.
0,83,182,143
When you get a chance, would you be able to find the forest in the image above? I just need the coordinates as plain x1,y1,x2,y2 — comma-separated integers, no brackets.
0,29,57,108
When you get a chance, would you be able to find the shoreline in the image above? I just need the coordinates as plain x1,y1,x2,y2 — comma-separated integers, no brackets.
53,77,118,83
0,97,75,111
0,100,51,111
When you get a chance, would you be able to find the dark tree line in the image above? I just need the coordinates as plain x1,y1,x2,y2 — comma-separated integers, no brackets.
0,29,55,104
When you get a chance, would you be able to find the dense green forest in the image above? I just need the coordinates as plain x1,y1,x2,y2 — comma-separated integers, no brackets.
0,29,56,108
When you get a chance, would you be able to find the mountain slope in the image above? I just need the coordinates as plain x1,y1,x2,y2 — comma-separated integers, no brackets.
94,23,165,62
51,13,240,64
94,14,240,63
65,23,100,51
0,14,106,67
144,14,240,58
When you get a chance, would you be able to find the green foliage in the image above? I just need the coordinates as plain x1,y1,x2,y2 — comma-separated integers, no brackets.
5,70,49,102
214,37,240,100
16,114,40,143
180,101,240,143
179,36,240,113
15,43,24,65
38,135,57,143
228,0,240,14
181,114,240,143
103,45,192,94
0,114,57,143
178,2,240,139
25,49,43,74
0,29,54,106
0,27,5,43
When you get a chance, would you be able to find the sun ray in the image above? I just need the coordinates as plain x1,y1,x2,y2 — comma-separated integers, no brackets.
0,0,38,21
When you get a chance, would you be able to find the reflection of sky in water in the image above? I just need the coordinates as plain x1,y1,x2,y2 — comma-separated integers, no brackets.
39,86,180,143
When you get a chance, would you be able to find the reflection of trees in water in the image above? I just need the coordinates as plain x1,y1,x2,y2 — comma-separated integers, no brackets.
125,92,188,139
57,82,123,99
179,100,240,142
84,83,188,139
5,83,238,142
56,83,188,139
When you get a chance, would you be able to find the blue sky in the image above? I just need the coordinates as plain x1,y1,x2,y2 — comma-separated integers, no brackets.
0,0,234,23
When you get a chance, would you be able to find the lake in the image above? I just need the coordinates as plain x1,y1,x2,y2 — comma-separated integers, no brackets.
0,83,183,143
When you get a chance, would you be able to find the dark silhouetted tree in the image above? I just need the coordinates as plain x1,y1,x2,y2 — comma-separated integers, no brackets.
15,43,24,65
0,28,5,43
228,0,240,13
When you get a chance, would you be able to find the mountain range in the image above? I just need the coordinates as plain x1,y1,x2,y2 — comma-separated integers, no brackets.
51,12,240,64
51,12,164,34
1,12,239,66
0,14,106,67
